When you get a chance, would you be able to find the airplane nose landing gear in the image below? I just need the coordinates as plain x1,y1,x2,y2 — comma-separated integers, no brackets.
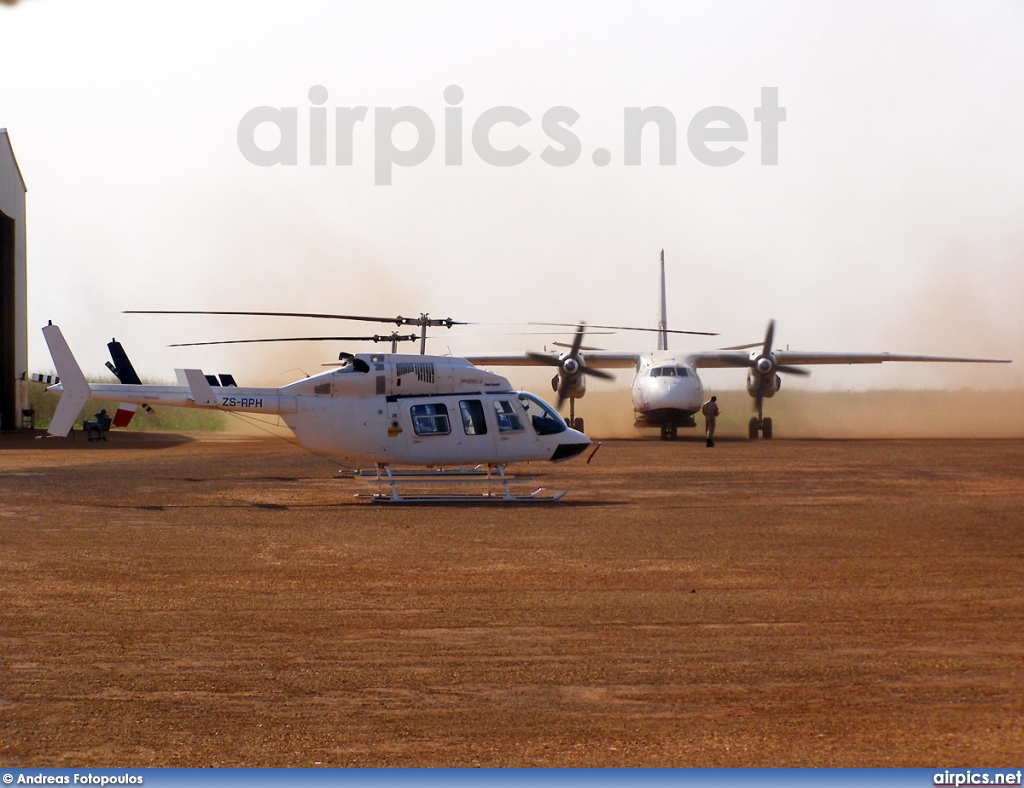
749,414,773,440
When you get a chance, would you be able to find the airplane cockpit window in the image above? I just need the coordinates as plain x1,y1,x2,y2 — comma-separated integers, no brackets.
459,400,488,435
650,366,691,378
410,403,451,436
494,400,524,432
517,392,567,435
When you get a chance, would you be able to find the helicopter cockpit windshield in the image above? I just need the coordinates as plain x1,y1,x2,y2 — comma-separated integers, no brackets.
517,392,568,435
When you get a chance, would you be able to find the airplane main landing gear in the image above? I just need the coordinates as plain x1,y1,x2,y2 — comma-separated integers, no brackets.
565,399,584,433
749,416,773,440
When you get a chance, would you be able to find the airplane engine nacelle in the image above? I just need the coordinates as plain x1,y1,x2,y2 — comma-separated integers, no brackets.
747,372,781,399
563,372,587,399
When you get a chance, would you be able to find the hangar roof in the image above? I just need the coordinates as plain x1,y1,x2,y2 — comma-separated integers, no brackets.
0,128,28,193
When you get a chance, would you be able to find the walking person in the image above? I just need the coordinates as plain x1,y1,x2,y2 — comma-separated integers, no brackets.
701,396,720,447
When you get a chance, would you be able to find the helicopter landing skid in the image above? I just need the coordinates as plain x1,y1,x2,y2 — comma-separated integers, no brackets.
350,465,567,504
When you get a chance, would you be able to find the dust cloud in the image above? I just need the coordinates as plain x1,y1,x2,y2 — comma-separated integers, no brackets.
131,200,429,388
882,236,1023,392
568,388,1024,441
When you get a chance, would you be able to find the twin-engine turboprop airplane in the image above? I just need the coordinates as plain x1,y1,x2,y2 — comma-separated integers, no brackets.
42,323,591,501
467,251,1012,440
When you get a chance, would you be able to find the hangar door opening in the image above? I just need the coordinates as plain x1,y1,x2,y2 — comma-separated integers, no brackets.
0,210,14,430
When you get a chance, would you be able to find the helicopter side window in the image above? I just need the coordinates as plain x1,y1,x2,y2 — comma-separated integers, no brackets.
459,400,488,436
493,400,524,432
410,403,450,436
517,392,567,435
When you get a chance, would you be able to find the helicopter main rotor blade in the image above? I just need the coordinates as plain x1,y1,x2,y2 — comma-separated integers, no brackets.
169,334,420,347
550,341,607,351
126,310,468,327
525,321,717,337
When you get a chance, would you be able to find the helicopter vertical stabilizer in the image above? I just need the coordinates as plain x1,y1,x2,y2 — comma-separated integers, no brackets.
42,323,93,437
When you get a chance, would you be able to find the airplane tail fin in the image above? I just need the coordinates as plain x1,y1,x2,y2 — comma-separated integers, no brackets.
657,249,668,351
42,322,93,437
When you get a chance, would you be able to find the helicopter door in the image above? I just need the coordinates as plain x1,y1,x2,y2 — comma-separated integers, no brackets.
493,397,537,454
454,398,498,457
406,401,455,460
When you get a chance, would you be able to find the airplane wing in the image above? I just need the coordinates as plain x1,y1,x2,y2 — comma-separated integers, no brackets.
561,351,640,369
465,353,555,367
686,350,1012,368
774,351,1012,366
466,351,641,369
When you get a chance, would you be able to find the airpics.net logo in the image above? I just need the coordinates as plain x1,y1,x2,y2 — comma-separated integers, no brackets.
236,85,786,185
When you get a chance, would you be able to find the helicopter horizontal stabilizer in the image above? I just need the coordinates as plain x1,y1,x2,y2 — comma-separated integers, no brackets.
183,368,218,407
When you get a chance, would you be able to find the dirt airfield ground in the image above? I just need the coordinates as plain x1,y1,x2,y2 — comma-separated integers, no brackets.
1,424,1022,767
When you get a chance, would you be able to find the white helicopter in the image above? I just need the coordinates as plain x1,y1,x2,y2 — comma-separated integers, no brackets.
467,251,1012,440
41,323,592,502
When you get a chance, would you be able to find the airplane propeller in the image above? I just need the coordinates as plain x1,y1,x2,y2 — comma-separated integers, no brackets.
703,320,810,415
748,320,810,414
524,323,614,409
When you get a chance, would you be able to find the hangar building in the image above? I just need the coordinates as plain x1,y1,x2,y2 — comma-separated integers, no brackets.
0,129,28,430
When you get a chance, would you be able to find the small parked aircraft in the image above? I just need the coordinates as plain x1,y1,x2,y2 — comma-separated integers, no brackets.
467,251,1012,440
42,323,591,502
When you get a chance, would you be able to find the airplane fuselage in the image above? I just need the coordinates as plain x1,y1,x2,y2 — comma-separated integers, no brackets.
630,355,706,428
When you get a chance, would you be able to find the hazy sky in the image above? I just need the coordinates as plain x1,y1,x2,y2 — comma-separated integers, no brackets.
2,0,1021,393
